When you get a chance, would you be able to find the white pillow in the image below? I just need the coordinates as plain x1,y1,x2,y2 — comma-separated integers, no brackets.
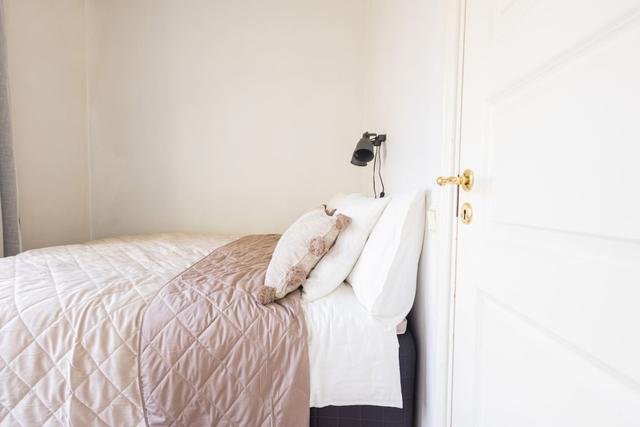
347,190,426,326
302,193,389,302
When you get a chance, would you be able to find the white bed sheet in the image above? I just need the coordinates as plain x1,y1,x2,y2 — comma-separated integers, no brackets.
303,283,403,408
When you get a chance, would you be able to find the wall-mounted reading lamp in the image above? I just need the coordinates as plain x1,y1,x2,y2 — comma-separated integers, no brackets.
351,132,386,198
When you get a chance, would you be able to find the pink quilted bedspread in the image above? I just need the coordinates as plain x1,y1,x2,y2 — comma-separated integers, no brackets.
138,235,310,427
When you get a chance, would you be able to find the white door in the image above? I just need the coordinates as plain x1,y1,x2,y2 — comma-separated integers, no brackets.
450,0,640,425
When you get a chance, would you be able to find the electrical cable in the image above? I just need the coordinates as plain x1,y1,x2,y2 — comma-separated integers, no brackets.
372,144,378,198
377,145,385,197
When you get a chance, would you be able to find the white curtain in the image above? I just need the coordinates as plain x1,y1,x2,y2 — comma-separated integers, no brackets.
0,1,21,256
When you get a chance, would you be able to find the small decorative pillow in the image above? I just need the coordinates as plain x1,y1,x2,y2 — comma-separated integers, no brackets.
302,193,389,302
257,205,351,304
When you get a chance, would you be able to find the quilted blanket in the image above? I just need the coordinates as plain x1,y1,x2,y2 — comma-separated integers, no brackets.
138,235,310,427
0,233,236,427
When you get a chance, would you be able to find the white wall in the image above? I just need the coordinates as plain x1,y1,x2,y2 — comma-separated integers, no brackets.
86,0,370,238
362,1,460,426
3,0,90,250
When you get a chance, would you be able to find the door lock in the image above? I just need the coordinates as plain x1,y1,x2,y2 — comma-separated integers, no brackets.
461,202,473,224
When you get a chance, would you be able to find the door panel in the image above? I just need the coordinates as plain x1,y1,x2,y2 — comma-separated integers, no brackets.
451,0,640,425
491,21,640,240
475,296,640,426
489,0,640,94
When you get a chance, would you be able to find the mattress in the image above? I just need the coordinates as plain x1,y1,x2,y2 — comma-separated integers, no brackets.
0,233,404,426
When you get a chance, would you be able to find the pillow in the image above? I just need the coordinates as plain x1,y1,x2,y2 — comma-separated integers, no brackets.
347,190,425,326
257,205,351,304
302,193,389,302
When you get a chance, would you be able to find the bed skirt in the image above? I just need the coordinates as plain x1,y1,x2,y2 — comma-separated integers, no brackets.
309,329,416,427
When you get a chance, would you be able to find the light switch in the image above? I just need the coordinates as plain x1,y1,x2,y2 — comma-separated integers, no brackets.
427,209,437,232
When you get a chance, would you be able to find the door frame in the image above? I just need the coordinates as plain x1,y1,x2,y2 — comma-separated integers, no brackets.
436,0,467,426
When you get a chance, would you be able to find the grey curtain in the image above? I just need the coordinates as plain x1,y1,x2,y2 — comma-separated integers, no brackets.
0,2,21,257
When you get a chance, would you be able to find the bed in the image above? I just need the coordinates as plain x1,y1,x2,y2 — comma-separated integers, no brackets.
0,233,413,426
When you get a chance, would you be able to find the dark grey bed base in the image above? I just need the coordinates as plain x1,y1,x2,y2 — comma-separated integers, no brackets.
309,328,416,427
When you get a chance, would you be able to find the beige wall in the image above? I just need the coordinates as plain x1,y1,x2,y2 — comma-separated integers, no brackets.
3,0,90,250
3,0,371,246
362,1,457,426
86,0,370,238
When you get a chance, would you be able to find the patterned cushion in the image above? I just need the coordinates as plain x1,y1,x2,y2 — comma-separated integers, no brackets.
257,206,351,304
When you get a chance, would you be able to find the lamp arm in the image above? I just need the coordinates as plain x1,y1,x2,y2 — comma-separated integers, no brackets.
372,134,386,146
362,132,386,146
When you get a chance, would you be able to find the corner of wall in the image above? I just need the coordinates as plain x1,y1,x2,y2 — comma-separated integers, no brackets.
83,0,94,241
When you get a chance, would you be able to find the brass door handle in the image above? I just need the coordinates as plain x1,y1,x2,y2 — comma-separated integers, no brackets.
436,169,474,192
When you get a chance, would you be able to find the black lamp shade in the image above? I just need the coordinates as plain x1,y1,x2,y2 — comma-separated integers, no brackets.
350,157,368,166
351,136,374,166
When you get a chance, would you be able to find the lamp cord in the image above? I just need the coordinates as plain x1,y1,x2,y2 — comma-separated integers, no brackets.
377,145,385,198
372,145,385,198
373,146,378,198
